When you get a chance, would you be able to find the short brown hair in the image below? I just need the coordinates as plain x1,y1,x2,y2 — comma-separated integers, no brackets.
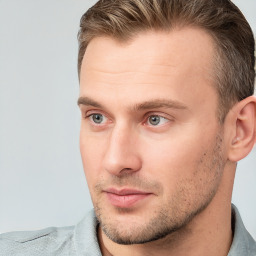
78,0,255,122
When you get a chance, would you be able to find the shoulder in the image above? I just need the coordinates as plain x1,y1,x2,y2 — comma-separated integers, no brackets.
228,204,256,256
0,225,76,256
0,210,102,256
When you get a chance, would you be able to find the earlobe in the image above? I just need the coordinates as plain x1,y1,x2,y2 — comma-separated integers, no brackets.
227,96,256,162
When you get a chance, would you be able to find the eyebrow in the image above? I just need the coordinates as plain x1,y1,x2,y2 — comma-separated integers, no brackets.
133,99,188,111
77,97,103,108
77,96,188,111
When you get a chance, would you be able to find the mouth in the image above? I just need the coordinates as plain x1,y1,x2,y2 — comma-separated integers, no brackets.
103,188,153,208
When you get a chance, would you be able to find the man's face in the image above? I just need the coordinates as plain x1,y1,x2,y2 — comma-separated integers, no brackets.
79,28,226,244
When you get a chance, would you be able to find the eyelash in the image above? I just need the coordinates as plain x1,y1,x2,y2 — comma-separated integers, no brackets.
84,111,171,128
145,115,169,126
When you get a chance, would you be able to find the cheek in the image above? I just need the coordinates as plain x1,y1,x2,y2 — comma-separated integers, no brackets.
79,131,107,185
139,125,217,191
141,130,203,174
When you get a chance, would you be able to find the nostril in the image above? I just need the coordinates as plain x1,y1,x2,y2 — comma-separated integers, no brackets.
119,168,133,174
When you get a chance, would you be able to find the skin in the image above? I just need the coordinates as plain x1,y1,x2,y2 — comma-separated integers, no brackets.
78,28,256,256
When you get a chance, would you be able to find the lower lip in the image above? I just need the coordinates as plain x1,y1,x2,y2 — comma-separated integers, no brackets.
106,193,151,208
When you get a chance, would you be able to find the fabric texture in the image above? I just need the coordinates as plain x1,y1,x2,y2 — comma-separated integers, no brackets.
0,205,255,255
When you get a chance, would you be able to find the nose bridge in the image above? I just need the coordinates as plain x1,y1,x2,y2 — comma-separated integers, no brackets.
103,121,141,175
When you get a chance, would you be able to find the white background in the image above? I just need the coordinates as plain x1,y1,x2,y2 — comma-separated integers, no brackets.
0,0,255,239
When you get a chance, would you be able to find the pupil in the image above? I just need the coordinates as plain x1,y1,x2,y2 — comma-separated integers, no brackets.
93,114,103,123
149,116,160,125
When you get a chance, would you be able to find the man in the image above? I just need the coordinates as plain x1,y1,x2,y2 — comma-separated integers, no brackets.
0,0,255,255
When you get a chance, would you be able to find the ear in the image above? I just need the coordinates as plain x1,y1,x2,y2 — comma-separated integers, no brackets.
226,96,256,162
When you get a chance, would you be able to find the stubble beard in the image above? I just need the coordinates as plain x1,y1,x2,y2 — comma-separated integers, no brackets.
93,133,225,245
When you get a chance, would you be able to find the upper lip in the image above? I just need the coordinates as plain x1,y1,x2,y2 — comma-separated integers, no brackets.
104,188,152,196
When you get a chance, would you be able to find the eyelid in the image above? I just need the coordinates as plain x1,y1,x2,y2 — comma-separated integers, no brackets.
144,111,173,121
84,109,107,118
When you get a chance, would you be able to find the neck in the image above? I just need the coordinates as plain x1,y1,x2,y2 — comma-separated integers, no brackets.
98,163,235,256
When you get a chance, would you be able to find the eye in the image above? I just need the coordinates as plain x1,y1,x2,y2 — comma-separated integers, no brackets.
89,113,107,124
147,115,169,126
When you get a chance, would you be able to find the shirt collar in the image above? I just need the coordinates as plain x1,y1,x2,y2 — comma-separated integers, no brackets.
74,209,102,256
228,204,256,255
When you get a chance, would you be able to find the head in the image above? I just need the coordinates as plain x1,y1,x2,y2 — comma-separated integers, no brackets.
77,0,256,246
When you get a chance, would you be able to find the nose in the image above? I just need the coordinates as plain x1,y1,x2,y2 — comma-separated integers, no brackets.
103,125,142,176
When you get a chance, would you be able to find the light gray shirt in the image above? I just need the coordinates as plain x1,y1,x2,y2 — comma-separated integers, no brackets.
0,205,255,255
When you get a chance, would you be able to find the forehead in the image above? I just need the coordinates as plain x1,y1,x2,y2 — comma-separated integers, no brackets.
81,27,215,76
79,27,217,114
